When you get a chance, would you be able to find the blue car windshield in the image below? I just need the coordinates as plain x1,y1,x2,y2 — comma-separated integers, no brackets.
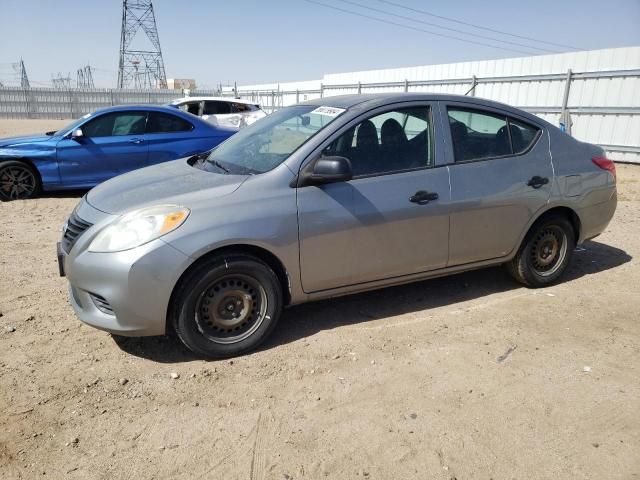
204,105,345,174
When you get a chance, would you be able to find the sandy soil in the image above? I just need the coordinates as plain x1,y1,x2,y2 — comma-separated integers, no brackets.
1,120,639,479
0,119,69,138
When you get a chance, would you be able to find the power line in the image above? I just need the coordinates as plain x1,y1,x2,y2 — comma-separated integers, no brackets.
375,0,582,51
337,0,560,54
303,0,541,56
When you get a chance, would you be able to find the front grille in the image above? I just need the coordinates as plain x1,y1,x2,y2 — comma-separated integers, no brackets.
89,293,114,316
61,212,93,253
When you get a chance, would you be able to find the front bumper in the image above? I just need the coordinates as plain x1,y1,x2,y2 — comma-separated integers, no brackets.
61,200,194,337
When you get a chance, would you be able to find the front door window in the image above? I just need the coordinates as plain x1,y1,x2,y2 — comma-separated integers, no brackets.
323,106,433,177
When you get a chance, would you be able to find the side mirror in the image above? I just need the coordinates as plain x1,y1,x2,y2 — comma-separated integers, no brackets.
71,128,84,140
302,156,353,186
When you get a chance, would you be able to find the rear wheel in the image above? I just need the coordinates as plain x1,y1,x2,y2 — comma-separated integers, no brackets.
170,253,283,358
0,160,41,201
507,215,575,287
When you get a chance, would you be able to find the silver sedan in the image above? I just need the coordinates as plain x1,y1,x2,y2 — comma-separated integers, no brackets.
59,93,617,358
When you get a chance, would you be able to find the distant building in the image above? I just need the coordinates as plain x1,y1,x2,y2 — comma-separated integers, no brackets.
166,78,197,90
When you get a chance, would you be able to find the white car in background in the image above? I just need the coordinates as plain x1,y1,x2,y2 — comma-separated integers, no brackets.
168,97,266,128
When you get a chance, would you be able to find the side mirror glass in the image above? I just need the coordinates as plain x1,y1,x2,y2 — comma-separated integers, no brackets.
302,156,353,186
71,128,84,140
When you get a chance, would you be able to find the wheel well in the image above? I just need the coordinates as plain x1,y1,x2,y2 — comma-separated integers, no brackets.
1,158,43,184
167,244,292,329
535,206,581,240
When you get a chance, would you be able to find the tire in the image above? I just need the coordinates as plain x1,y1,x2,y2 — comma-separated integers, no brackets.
506,215,576,288
0,160,41,201
170,253,283,358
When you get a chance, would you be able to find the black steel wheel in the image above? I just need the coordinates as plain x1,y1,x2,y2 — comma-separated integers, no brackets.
170,253,283,358
195,273,268,344
506,215,575,287
0,160,40,201
529,225,568,277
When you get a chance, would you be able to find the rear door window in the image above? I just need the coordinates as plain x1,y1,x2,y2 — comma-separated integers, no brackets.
448,107,540,161
231,103,251,113
203,101,232,115
146,112,193,133
509,118,540,153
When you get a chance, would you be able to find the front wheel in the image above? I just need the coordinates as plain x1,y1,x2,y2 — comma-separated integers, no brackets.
0,160,41,201
170,253,283,358
506,215,576,287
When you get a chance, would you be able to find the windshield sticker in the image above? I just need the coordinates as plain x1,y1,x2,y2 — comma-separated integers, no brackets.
310,106,346,117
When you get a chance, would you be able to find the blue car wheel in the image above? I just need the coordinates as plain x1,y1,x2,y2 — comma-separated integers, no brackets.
0,161,41,201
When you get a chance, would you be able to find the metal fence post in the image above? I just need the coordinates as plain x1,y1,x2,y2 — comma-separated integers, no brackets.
470,75,477,96
296,89,299,104
69,88,74,119
404,79,409,92
358,81,362,94
320,83,324,98
23,87,31,119
560,69,573,135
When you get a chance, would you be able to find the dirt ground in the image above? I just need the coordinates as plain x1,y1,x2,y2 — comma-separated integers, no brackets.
1,119,639,480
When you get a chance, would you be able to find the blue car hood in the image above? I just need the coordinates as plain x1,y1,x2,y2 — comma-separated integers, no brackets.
0,134,55,148
86,157,248,215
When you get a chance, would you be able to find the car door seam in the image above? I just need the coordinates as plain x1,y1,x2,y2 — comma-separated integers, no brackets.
547,129,555,205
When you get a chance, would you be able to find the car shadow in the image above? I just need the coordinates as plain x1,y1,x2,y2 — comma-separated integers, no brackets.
112,240,632,363
44,189,89,199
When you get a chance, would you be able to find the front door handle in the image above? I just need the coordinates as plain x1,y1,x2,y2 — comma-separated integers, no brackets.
527,176,549,189
409,190,439,205
129,138,144,144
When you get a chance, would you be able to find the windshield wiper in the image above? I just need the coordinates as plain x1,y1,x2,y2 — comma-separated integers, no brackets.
208,158,230,174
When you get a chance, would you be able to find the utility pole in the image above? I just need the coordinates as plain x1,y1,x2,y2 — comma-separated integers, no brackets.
117,0,167,89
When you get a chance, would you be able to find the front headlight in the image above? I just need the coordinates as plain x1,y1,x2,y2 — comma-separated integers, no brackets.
88,205,190,253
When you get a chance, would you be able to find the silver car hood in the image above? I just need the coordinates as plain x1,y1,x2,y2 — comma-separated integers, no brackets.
86,158,248,215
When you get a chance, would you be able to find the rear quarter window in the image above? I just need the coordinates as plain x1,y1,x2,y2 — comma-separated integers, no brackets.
146,112,193,133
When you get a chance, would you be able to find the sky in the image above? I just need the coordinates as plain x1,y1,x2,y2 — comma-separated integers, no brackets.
1,0,639,89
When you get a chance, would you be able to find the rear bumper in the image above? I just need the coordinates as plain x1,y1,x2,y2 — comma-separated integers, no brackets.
576,187,617,243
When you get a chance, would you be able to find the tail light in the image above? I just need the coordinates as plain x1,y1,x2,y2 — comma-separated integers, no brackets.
592,156,616,182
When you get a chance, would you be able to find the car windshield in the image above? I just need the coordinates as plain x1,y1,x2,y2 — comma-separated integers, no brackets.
54,113,92,136
202,105,345,175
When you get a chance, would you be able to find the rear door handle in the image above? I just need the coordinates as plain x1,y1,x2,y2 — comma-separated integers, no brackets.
409,190,439,205
129,138,144,144
527,176,549,189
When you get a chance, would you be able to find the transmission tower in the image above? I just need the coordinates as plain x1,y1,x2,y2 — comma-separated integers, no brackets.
117,0,167,89
52,73,72,89
76,65,95,88
13,58,30,88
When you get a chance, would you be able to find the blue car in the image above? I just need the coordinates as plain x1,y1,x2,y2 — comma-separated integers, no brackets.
0,105,236,200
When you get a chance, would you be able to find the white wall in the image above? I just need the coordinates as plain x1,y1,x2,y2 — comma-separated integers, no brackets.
226,47,640,163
